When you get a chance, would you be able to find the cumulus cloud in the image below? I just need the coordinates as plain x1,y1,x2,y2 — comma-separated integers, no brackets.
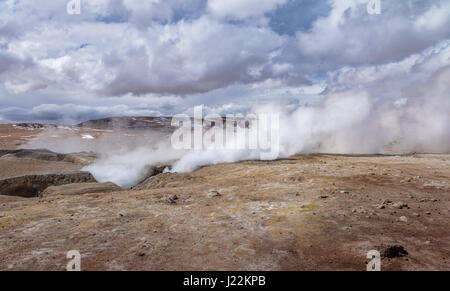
296,0,450,70
101,17,289,96
0,0,448,125
1,4,293,98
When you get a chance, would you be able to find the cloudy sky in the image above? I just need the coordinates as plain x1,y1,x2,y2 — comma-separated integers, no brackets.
0,0,449,124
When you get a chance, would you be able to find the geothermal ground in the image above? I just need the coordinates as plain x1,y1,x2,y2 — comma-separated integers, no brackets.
0,122,448,271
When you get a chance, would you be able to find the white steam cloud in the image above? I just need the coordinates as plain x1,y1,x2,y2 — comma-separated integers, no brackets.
84,144,182,188
82,64,449,188
21,46,449,188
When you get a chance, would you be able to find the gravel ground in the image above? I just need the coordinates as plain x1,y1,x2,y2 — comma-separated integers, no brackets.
0,154,448,271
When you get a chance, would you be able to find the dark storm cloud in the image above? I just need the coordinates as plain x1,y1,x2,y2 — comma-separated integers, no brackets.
0,52,33,74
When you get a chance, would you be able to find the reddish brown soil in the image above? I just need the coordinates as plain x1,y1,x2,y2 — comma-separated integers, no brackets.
0,159,82,180
0,154,448,271
0,124,42,149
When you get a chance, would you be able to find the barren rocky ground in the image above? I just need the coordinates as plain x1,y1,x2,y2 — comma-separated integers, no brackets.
0,124,448,271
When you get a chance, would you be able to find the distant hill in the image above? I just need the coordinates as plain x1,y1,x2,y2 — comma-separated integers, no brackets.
76,117,173,130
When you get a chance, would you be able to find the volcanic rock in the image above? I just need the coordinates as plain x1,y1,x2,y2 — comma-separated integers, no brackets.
135,172,200,190
133,165,168,187
208,191,221,198
167,195,178,204
399,216,408,223
373,245,409,258
0,171,97,198
0,149,97,166
393,202,408,209
0,149,66,162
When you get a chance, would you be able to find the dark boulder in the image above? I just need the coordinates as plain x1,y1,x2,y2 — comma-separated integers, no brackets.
372,245,408,258
0,171,97,198
0,149,97,165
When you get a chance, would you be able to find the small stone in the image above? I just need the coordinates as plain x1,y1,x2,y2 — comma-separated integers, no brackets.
399,216,408,223
138,252,146,257
352,207,366,214
393,202,408,209
207,191,221,198
377,205,386,209
167,195,178,204
413,213,420,217
425,211,431,215
318,195,329,199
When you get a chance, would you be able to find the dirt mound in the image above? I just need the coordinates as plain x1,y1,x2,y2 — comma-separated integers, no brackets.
62,153,97,166
134,172,202,190
0,149,66,161
0,149,97,166
42,182,122,197
132,165,169,187
0,171,97,198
